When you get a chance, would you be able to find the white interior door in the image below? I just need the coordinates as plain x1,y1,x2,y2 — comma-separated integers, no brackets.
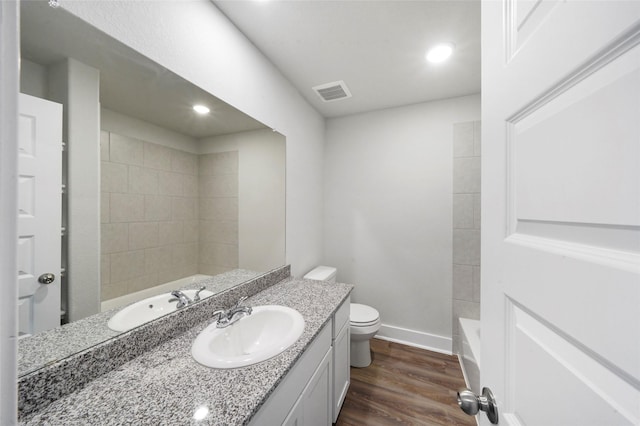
482,1,640,425
18,93,63,336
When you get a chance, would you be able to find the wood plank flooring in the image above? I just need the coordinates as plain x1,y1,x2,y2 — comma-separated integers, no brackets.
335,338,476,426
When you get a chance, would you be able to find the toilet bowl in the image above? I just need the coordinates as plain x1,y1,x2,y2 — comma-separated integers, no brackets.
349,303,381,367
303,266,381,368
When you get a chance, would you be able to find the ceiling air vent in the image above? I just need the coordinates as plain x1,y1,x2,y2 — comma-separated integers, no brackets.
313,81,352,102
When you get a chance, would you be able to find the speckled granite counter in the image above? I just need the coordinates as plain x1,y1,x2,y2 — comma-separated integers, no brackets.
18,269,259,377
20,278,353,425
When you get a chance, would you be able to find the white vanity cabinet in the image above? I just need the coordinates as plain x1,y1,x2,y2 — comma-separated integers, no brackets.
249,297,351,426
331,297,350,422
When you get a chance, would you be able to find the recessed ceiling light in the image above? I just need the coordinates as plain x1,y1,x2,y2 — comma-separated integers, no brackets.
426,43,455,64
193,104,210,114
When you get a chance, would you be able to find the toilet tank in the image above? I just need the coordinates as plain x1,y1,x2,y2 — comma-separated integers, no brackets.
304,266,337,284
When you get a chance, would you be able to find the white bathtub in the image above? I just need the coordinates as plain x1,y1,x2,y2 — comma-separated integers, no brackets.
101,274,213,312
459,318,481,395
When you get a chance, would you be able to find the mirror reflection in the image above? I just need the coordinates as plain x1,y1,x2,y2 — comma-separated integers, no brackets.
18,1,285,376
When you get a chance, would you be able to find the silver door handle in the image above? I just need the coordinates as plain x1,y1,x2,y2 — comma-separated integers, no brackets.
457,387,499,424
38,273,55,284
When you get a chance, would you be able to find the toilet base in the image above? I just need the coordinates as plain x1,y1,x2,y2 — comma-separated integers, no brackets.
350,339,372,368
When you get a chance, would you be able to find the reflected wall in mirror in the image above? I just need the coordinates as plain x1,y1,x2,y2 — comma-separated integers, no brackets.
17,1,285,376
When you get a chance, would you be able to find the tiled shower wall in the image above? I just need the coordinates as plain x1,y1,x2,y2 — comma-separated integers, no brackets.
100,131,199,300
452,121,481,353
198,152,239,275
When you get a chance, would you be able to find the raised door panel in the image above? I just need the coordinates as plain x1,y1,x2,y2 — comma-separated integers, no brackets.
303,348,332,426
482,1,640,425
332,321,350,422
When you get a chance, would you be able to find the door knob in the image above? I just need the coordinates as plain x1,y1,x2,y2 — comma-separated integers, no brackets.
38,273,55,284
457,387,499,424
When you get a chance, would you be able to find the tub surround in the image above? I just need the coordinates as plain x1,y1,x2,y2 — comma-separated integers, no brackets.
19,268,353,425
18,266,293,420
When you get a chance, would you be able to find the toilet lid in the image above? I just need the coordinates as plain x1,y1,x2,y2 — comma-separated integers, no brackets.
350,303,380,324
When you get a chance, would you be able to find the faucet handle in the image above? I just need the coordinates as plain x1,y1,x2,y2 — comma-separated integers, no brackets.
193,286,206,302
234,295,248,307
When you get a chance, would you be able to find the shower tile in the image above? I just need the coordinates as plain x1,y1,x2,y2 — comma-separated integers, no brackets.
200,220,238,245
453,122,474,158
199,174,238,198
101,162,128,193
110,133,143,166
144,246,172,275
452,334,461,354
453,299,480,321
100,131,110,161
182,263,198,277
110,250,145,283
144,195,172,221
473,121,482,156
101,254,110,285
101,192,110,223
158,171,184,196
158,221,183,246
172,150,198,175
172,244,189,267
199,197,238,221
128,222,159,250
199,242,238,268
472,266,481,303
110,193,144,223
473,193,481,229
199,151,238,176
101,280,126,301
172,196,197,220
101,223,128,254
198,264,232,276
183,220,199,243
453,264,473,301
126,273,158,294
128,166,158,195
453,157,481,194
453,229,481,266
143,142,172,171
453,194,474,229
182,174,198,197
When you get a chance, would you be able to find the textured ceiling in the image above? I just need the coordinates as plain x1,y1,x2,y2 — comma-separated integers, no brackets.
214,0,481,118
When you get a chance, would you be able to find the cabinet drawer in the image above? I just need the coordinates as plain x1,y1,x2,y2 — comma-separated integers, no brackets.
332,297,350,339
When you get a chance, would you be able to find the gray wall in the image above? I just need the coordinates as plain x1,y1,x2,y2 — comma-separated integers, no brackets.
324,95,480,352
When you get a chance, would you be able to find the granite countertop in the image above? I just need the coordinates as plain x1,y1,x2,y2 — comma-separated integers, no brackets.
18,269,260,377
20,278,353,425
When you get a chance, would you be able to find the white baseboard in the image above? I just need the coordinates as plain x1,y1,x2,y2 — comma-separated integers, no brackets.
375,323,452,355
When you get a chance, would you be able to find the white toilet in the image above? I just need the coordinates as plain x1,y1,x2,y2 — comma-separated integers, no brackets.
303,266,381,368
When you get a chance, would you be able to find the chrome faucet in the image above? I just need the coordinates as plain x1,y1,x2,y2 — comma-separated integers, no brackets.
213,296,253,328
193,286,207,302
170,290,192,309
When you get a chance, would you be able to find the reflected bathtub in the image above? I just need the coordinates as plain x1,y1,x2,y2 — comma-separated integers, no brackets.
459,317,481,395
101,274,213,312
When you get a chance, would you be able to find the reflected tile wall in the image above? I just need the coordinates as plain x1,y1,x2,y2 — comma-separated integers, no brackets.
198,151,239,275
100,131,199,301
452,121,481,354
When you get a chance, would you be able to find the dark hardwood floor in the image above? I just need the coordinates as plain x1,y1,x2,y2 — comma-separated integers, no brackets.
335,338,476,426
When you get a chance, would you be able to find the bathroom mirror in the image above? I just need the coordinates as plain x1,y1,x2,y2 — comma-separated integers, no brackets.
18,2,286,376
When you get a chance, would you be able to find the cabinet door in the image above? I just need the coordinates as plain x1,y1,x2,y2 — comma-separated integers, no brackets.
282,397,303,426
332,322,350,422
302,348,333,426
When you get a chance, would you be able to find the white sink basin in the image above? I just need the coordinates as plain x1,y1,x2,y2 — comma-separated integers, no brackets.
108,289,213,332
191,305,305,369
